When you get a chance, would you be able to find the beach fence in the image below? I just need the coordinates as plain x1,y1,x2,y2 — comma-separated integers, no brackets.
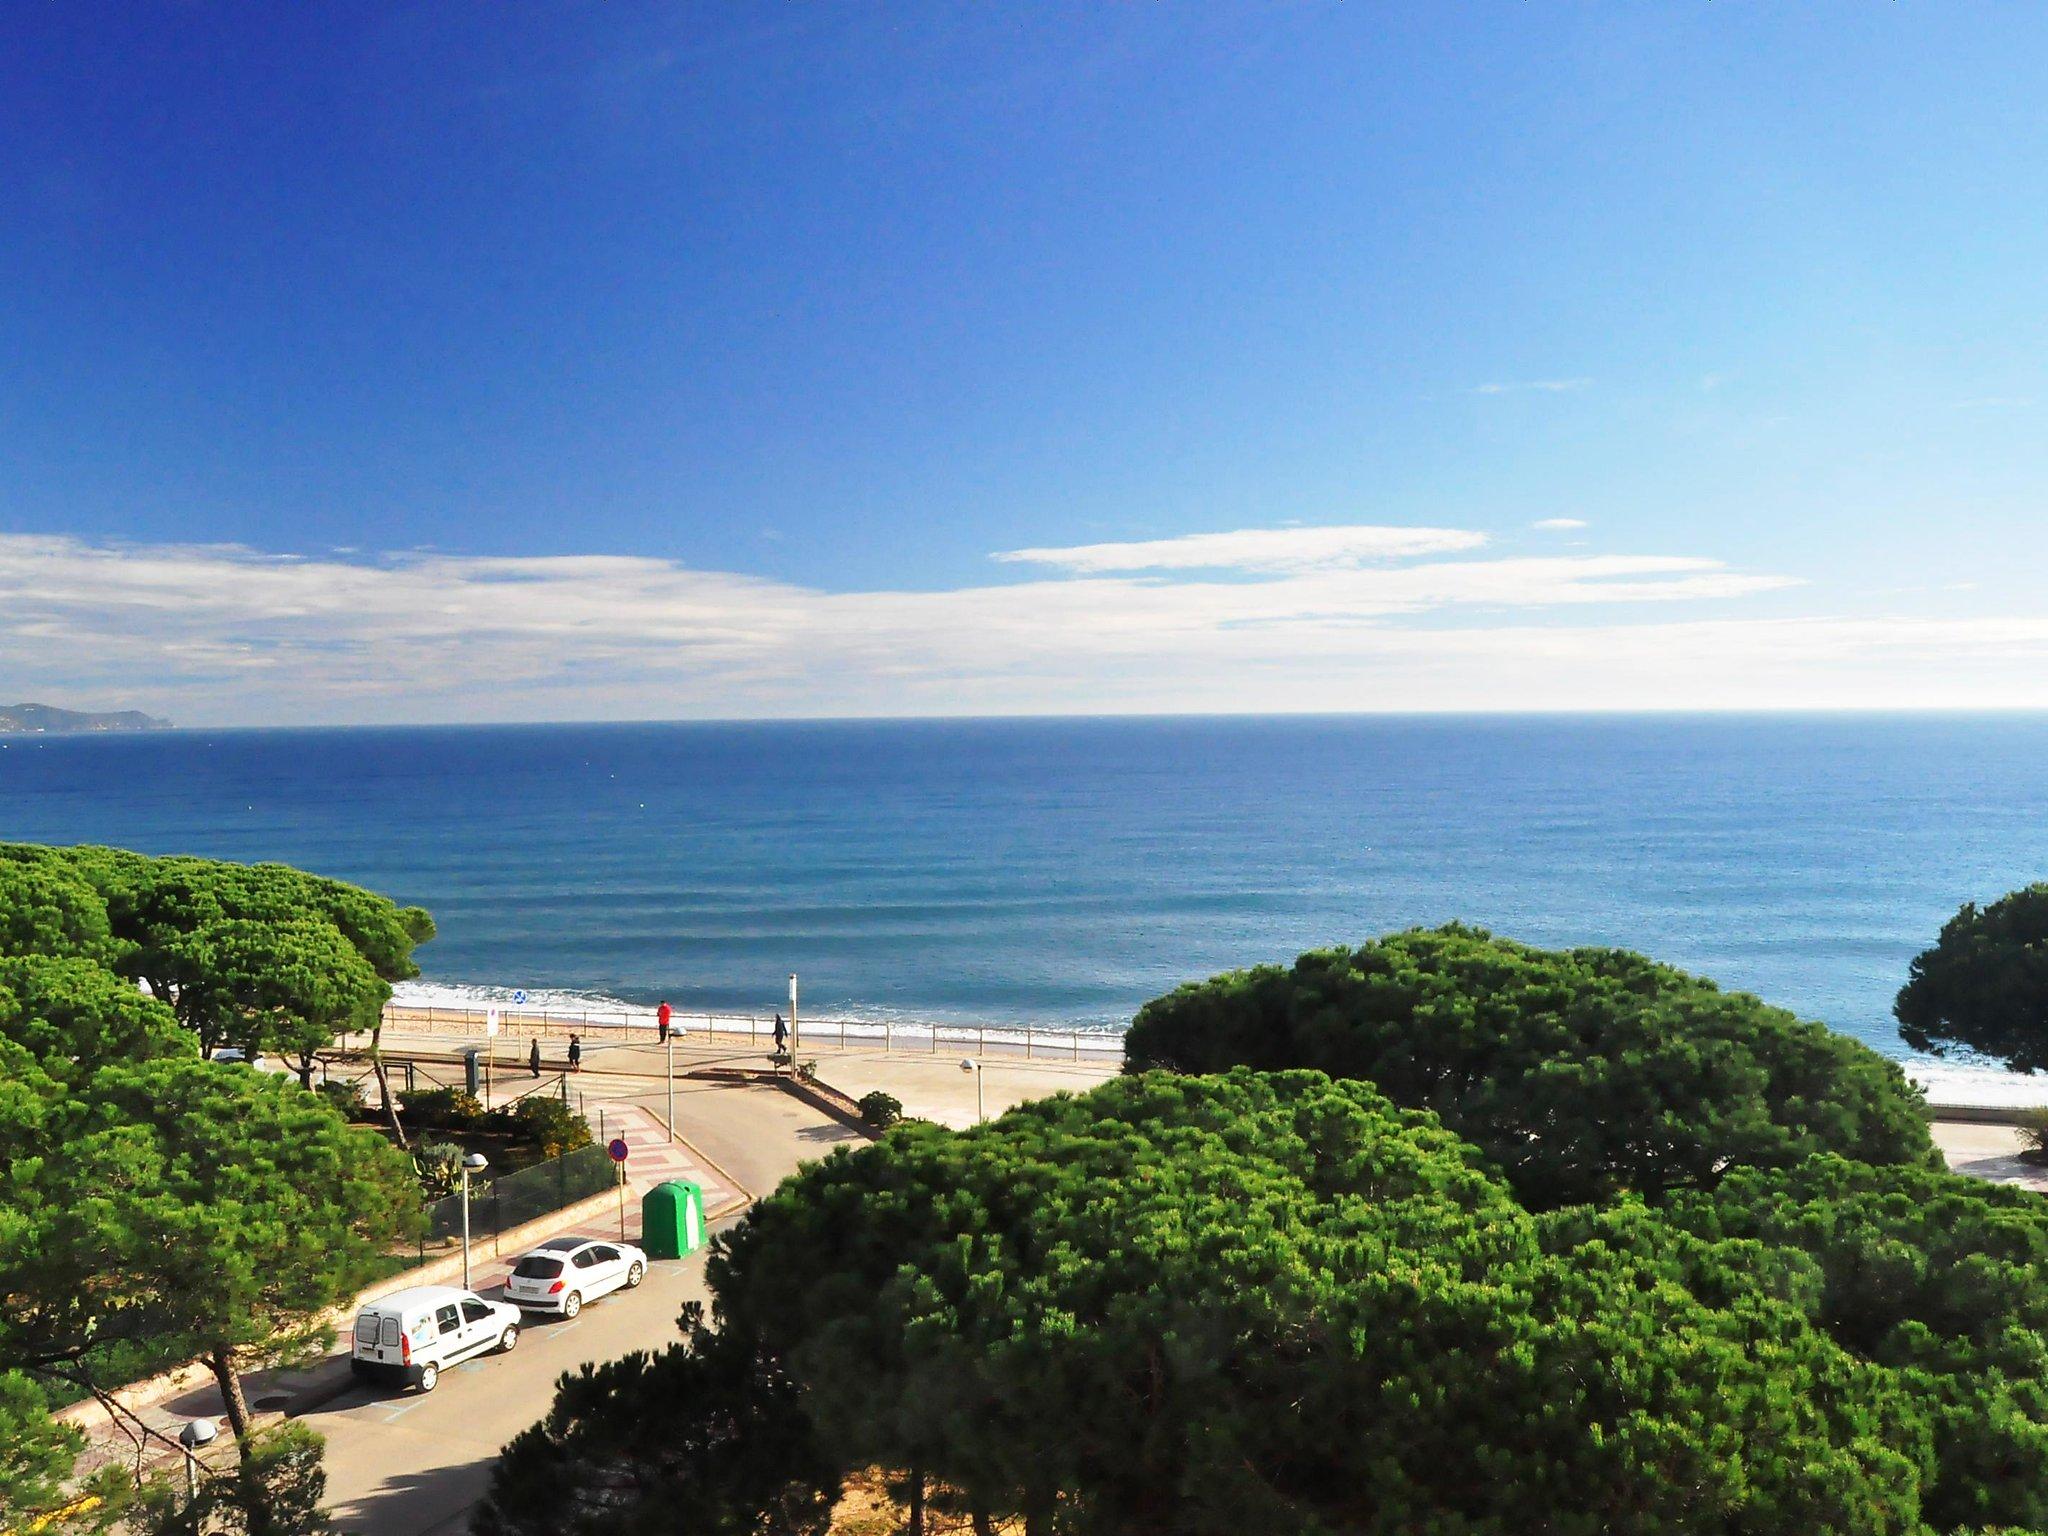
373,1000,1127,1066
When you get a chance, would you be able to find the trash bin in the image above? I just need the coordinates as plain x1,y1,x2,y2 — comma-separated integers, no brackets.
641,1180,706,1260
462,1047,482,1096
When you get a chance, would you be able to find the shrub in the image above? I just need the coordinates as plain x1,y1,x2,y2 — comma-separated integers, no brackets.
405,1087,483,1131
415,1140,464,1200
856,1090,902,1130
2015,1106,2048,1161
513,1095,592,1157
316,1077,363,1119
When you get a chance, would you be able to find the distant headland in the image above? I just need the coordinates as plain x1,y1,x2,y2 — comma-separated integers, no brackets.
0,702,171,734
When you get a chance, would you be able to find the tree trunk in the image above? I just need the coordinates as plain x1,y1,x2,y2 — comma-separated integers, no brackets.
296,1052,315,1090
370,1022,408,1151
906,1467,926,1536
972,1506,995,1536
208,1347,254,1444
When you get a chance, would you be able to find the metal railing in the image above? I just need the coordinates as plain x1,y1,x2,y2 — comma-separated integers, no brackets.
370,1002,1127,1064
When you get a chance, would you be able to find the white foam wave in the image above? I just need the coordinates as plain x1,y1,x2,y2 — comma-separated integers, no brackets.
1902,1058,2048,1109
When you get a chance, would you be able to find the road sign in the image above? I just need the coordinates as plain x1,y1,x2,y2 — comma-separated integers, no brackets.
512,989,529,1005
608,1138,629,1163
485,1008,500,1036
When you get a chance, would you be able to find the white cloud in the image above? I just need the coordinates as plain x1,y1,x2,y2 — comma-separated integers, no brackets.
1532,518,1588,531
8,528,2034,724
993,524,1486,573
1472,378,1592,395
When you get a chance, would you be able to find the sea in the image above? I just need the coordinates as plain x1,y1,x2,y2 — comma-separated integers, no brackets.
5,714,2047,1099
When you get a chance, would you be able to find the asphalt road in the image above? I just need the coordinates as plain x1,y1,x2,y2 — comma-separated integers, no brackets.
310,1231,720,1536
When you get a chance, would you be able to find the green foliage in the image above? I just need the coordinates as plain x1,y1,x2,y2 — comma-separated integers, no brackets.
0,842,429,1494
704,1070,1924,1536
0,1371,83,1520
414,1141,466,1201
1662,1155,2048,1532
509,1094,591,1157
855,1089,901,1129
0,853,118,965
18,845,432,1071
135,1424,333,1536
473,1309,835,1536
402,1087,484,1130
1123,923,1937,1207
313,1078,363,1120
1897,884,2048,1072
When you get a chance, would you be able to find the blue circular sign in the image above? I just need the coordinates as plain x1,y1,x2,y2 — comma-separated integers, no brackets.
607,1138,629,1163
512,989,528,1004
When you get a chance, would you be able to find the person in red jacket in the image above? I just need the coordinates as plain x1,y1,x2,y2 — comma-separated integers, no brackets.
656,999,672,1044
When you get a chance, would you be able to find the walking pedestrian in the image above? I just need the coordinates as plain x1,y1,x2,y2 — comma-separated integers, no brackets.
773,1011,788,1054
656,999,672,1044
568,1033,583,1073
528,1036,542,1078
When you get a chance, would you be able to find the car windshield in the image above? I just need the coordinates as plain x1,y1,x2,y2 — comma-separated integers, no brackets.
513,1256,563,1279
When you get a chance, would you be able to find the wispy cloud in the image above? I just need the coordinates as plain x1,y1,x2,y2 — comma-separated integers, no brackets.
1532,518,1588,531
32,528,2042,726
994,524,1485,573
1472,378,1592,396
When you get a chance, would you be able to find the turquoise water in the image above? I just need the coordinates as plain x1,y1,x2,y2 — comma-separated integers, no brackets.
4,715,2046,1066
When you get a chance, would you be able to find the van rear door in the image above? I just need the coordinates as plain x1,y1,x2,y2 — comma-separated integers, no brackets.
353,1311,404,1366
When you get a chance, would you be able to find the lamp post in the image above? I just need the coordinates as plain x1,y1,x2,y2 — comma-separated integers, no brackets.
178,1417,217,1504
460,1151,489,1289
788,973,799,1065
959,1058,984,1124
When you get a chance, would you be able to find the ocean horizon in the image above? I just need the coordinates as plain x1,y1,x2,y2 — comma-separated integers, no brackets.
7,711,2048,1099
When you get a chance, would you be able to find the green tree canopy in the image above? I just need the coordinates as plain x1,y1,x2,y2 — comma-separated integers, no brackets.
0,844,436,1095
0,843,429,1529
1896,884,2048,1073
1662,1155,2048,1533
500,1071,1926,1536
0,854,117,966
1122,924,1936,1207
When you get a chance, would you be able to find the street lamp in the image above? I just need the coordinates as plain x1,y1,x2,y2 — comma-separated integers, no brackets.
959,1058,984,1124
460,1152,489,1289
178,1417,217,1503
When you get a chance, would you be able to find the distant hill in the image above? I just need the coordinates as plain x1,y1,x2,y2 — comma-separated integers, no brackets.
0,702,172,733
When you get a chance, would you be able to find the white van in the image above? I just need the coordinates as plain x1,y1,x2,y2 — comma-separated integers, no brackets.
350,1285,522,1393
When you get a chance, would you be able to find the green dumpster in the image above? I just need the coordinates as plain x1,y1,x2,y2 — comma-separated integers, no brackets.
641,1179,706,1260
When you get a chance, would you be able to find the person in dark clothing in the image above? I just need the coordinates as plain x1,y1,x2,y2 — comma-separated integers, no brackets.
773,1012,788,1053
656,1000,672,1044
568,1033,583,1072
528,1037,542,1078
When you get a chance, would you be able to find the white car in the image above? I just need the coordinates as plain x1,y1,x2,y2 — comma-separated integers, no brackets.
350,1285,521,1393
504,1236,647,1317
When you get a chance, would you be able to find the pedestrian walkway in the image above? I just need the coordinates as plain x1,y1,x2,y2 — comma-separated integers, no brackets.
584,1100,744,1215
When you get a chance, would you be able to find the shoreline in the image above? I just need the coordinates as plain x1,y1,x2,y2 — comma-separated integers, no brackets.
388,981,2048,1110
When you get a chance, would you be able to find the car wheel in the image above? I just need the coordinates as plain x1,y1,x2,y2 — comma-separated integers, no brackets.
626,1261,644,1288
562,1291,582,1319
498,1325,519,1354
418,1362,439,1393
350,1358,370,1379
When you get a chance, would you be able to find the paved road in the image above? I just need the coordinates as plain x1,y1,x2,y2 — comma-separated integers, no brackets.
310,1237,720,1536
313,1078,862,1536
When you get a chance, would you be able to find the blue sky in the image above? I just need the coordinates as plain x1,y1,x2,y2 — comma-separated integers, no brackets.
3,4,2046,722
